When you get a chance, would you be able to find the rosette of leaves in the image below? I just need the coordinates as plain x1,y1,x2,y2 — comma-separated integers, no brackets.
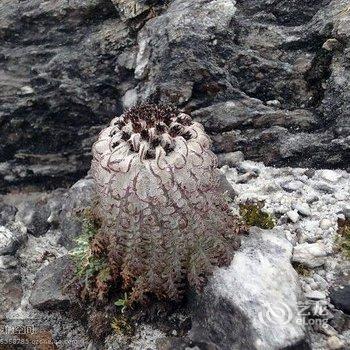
88,103,247,304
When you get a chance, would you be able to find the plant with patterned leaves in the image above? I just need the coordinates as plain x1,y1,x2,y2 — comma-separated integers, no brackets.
81,103,247,304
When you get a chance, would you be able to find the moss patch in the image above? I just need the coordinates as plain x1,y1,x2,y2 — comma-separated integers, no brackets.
239,201,275,229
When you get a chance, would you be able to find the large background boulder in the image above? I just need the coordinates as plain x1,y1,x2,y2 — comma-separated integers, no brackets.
0,0,349,193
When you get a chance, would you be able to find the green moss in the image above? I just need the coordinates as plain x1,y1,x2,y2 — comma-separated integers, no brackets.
239,201,275,229
336,218,350,259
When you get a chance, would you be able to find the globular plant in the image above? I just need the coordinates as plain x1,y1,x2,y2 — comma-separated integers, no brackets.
87,103,247,304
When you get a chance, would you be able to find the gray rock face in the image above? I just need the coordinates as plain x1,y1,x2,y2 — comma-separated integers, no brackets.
1,0,350,192
330,285,350,315
57,177,96,249
29,255,74,310
189,228,309,350
15,200,51,237
0,0,130,193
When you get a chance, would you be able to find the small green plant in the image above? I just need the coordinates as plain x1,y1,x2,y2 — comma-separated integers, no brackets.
69,208,112,299
115,292,129,313
70,208,99,277
336,218,350,259
239,201,275,229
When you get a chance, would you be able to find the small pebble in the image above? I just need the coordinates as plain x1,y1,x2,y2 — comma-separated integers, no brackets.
292,203,311,216
236,172,257,184
266,99,281,107
281,181,303,192
287,210,299,223
320,219,333,230
0,255,18,269
306,194,319,204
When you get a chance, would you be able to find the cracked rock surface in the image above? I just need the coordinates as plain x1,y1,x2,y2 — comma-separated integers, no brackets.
1,0,350,193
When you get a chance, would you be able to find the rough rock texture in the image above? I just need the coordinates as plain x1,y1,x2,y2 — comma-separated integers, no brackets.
330,286,350,315
190,228,309,350
1,0,350,193
29,255,75,310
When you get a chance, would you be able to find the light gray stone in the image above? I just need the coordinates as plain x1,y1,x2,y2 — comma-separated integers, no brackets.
320,218,333,230
287,210,300,223
281,181,304,192
292,203,311,216
217,151,244,167
191,228,309,350
292,242,328,268
112,0,150,21
0,223,26,256
305,291,327,300
319,170,342,183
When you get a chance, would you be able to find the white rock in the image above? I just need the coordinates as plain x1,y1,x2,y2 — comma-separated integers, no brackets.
266,99,281,107
319,170,342,183
292,242,328,268
203,228,307,350
20,85,34,95
292,203,311,216
327,335,344,350
313,274,329,290
281,180,304,192
319,218,333,230
305,291,327,300
122,88,138,108
287,210,300,223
